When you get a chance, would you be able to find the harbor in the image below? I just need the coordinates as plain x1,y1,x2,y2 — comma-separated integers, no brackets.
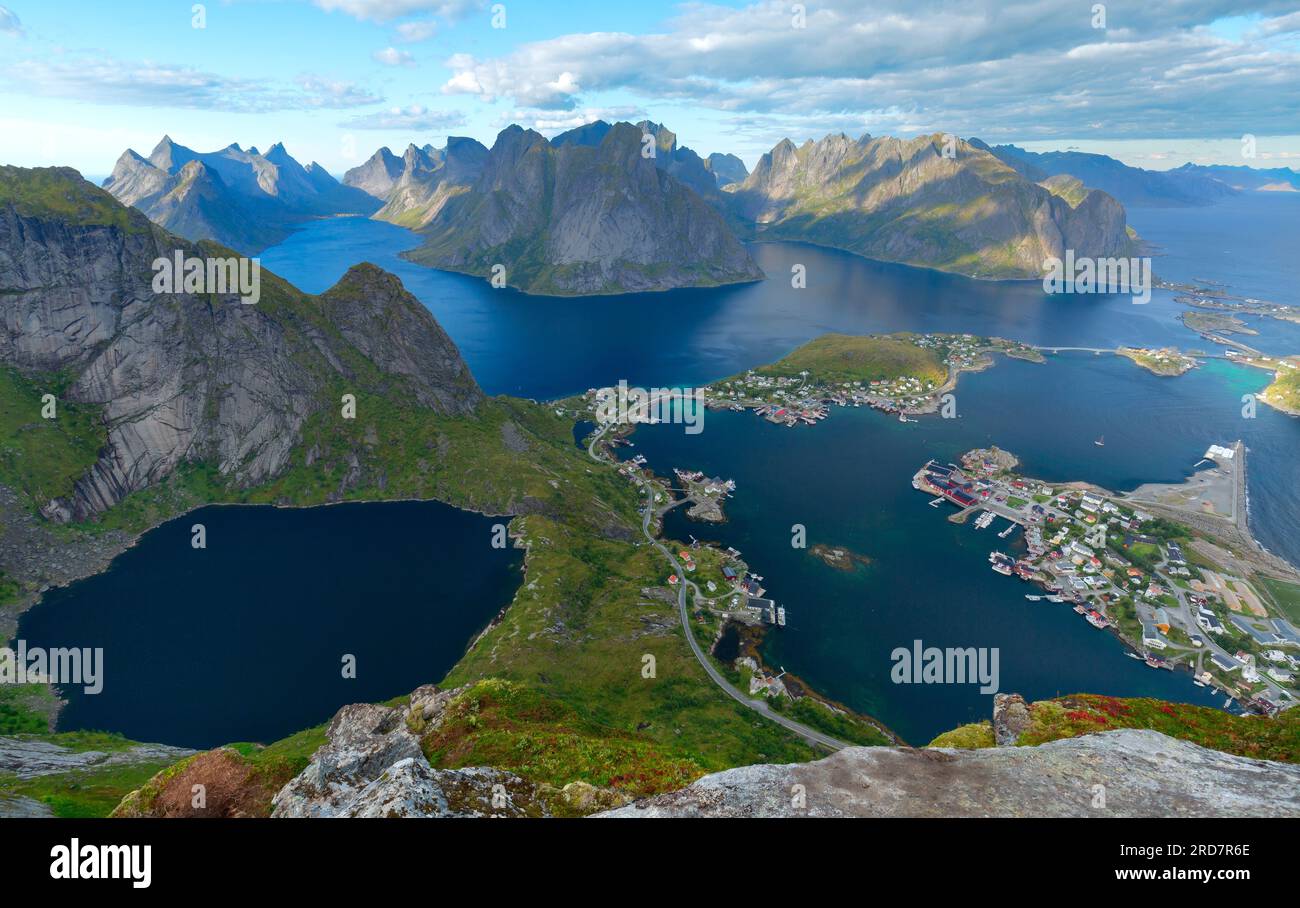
912,446,1300,716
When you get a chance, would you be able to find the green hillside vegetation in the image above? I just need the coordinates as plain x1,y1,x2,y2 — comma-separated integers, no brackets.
0,367,106,511
0,165,155,232
927,694,1300,763
751,333,947,385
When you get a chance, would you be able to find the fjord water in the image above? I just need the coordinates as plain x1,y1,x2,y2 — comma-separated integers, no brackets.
626,356,1293,743
28,193,1298,746
20,502,521,748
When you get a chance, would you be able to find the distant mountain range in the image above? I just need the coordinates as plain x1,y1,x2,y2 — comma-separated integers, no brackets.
99,125,1297,294
102,137,378,254
971,141,1295,207
726,133,1137,280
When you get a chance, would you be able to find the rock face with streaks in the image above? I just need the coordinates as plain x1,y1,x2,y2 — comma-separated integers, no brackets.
0,166,481,522
596,730,1300,817
403,122,763,295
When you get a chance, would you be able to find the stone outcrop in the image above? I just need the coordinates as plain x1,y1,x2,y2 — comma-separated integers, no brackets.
0,167,482,521
270,695,551,818
992,692,1032,746
0,735,194,781
596,729,1300,817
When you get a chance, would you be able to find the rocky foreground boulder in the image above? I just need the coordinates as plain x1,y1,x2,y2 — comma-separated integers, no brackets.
596,729,1300,818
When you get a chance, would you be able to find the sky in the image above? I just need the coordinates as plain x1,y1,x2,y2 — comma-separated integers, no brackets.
1,0,1298,177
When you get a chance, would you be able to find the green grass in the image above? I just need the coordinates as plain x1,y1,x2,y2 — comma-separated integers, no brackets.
748,333,947,386
1014,694,1300,762
420,678,705,800
1,760,179,818
1257,576,1300,626
0,683,55,734
0,366,106,511
784,698,892,747
0,165,154,233
441,515,820,773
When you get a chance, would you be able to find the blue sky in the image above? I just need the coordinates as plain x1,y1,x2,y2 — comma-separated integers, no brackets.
1,0,1298,176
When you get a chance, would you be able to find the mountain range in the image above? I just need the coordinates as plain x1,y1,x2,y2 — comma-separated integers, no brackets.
974,141,1249,208
98,124,1298,294
727,133,1137,279
369,121,764,295
102,137,379,254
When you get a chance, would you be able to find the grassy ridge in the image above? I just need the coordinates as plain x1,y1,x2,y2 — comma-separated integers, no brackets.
749,332,947,385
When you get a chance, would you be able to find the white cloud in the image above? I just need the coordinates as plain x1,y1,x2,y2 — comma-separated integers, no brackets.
342,103,465,130
393,19,437,42
0,5,22,36
438,0,1300,140
372,46,414,66
5,56,382,111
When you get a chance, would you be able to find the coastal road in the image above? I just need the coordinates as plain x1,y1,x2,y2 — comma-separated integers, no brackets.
586,422,853,752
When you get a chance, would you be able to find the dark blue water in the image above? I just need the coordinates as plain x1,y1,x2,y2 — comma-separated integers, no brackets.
1129,192,1300,308
20,502,521,748
264,212,1300,400
624,354,1293,742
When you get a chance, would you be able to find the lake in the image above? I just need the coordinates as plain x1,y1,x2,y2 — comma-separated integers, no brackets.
19,501,522,748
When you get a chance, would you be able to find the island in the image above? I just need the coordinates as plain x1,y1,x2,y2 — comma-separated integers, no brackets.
699,332,1044,425
809,543,872,572
1118,346,1199,376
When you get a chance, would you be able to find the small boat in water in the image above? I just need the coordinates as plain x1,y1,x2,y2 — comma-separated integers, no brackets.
1095,435,1105,447
1025,595,1042,601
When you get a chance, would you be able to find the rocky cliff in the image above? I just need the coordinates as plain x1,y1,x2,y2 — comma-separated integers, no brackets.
403,122,764,295
597,728,1300,817
727,133,1137,279
103,137,378,253
0,166,481,522
366,138,491,228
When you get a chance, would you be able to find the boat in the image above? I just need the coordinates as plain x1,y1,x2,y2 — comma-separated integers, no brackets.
1025,595,1042,601
1094,435,1105,447
992,562,1013,576
1046,595,1064,603
1193,680,1206,687
1224,697,1234,708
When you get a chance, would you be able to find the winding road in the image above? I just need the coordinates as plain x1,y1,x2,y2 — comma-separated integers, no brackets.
587,423,852,752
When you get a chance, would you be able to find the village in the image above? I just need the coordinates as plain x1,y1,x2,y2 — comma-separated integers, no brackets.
914,445,1300,716
697,333,1043,427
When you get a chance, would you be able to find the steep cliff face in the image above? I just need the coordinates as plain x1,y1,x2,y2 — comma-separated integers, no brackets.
368,138,490,228
404,122,764,295
596,729,1300,818
728,133,1137,279
102,137,378,253
0,166,481,521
